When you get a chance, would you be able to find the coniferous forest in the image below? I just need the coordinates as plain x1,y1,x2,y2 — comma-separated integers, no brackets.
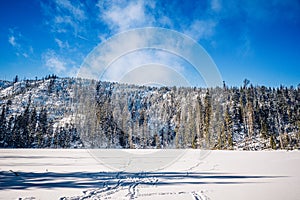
0,76,299,150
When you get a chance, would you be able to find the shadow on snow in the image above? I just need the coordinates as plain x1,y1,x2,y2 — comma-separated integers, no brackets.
0,170,286,190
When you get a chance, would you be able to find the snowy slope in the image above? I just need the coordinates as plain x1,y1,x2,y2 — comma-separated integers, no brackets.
0,78,74,122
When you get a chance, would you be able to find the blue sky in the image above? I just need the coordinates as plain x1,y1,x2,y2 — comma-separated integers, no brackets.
0,0,300,87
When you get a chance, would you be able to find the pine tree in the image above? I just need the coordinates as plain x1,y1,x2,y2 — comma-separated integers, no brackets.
12,115,22,148
0,105,6,147
203,90,212,148
28,107,37,147
195,95,204,148
20,105,30,147
36,108,48,147
270,135,276,149
224,105,233,149
4,116,14,147
13,75,19,83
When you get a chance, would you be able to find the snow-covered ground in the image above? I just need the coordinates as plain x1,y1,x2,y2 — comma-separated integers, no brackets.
1,149,299,200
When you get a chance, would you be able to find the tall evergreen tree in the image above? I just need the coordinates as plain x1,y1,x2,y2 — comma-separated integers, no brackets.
203,90,212,148
0,105,6,147
36,108,48,147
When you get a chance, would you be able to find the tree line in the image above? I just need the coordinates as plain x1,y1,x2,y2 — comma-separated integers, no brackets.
0,102,82,148
0,76,299,150
75,80,300,150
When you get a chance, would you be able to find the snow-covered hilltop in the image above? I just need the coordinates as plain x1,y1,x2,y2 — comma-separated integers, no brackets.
0,76,81,148
0,76,299,150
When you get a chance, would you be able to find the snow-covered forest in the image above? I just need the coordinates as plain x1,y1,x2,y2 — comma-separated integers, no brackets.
0,76,299,150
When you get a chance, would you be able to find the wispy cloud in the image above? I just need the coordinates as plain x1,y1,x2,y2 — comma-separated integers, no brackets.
67,66,80,78
55,0,86,21
8,29,21,49
210,0,222,12
38,0,300,83
84,0,221,86
41,0,87,35
97,0,156,32
8,29,33,58
42,49,80,77
78,28,222,87
40,0,221,81
42,50,67,74
39,0,92,77
184,20,217,41
102,50,185,82
54,38,69,49
97,0,220,42
8,35,17,47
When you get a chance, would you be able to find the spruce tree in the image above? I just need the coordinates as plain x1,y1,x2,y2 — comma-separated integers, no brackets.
0,105,6,147
203,90,212,148
270,136,276,149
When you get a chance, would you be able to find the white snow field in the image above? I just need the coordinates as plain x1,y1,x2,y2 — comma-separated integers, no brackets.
1,149,300,200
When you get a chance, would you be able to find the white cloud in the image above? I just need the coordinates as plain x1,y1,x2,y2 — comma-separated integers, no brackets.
102,50,187,86
96,0,219,42
8,35,17,47
98,0,155,32
67,66,80,78
210,0,222,12
40,0,91,75
54,0,86,21
8,29,33,58
184,20,217,41
119,64,190,87
157,16,173,28
55,38,69,49
22,53,29,58
43,50,67,74
8,29,21,48
96,0,174,34
78,28,222,87
39,0,226,84
41,0,87,36
55,38,63,48
42,49,81,77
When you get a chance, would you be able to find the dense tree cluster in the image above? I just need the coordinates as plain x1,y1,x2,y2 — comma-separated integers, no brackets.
0,76,299,150
0,103,82,148
0,76,82,148
75,80,300,150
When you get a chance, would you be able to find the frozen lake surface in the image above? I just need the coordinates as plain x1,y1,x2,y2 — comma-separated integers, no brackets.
1,149,299,200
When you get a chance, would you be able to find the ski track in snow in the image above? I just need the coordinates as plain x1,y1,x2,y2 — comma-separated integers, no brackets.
191,191,210,200
62,172,191,200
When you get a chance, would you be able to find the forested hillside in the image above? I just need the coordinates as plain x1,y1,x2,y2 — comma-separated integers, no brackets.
0,76,299,150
